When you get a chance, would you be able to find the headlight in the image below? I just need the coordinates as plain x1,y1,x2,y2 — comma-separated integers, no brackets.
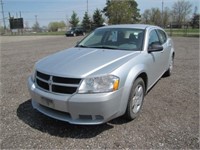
78,75,119,93
31,68,36,82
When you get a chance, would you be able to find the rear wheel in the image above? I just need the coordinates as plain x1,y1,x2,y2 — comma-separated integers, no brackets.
125,78,145,120
73,33,76,37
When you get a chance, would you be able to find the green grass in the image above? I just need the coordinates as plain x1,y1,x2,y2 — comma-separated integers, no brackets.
1,31,66,36
165,28,200,37
27,31,66,36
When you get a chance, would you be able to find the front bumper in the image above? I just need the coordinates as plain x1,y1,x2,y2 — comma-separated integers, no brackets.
28,77,123,125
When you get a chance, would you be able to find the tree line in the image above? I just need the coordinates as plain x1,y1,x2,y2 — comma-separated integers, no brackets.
46,9,104,32
32,0,199,33
141,0,199,28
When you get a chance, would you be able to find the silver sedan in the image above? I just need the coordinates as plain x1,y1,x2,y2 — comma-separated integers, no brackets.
28,24,175,125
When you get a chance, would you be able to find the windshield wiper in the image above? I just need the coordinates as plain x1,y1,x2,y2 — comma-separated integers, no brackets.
89,46,118,50
76,45,118,50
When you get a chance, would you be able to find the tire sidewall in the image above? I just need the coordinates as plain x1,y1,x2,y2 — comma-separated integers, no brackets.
165,55,174,76
125,77,145,120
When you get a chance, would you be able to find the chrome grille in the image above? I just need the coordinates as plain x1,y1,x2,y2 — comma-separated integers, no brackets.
36,71,81,94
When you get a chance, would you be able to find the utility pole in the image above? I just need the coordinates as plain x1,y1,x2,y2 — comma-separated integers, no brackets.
35,15,38,23
161,0,164,27
34,15,40,32
0,0,6,30
87,0,88,13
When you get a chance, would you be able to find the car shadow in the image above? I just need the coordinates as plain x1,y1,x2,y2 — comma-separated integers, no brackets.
17,99,114,139
109,116,130,125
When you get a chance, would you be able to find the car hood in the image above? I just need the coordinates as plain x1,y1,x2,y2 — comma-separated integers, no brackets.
36,47,140,78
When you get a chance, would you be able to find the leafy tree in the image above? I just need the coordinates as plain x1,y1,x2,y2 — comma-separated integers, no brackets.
102,0,111,17
190,14,200,28
69,11,79,27
142,7,171,27
141,8,161,26
190,6,199,28
82,12,92,32
142,9,151,24
162,7,171,28
48,21,66,32
171,0,192,27
103,0,140,24
150,8,162,26
92,9,104,29
32,21,41,32
128,0,141,22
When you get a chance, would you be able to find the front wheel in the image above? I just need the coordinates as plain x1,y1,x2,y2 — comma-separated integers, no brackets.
164,55,174,77
125,77,145,120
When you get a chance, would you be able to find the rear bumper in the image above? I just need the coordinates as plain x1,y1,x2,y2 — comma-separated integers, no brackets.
28,77,123,125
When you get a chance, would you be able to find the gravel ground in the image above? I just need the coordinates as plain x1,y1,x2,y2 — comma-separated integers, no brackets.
0,35,199,149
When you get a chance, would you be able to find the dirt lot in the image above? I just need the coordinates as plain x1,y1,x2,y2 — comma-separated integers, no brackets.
0,35,199,149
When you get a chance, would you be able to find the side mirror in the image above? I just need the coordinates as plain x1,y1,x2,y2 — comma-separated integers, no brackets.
148,43,163,52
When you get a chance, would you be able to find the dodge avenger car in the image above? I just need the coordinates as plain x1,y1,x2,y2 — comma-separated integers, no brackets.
28,24,175,125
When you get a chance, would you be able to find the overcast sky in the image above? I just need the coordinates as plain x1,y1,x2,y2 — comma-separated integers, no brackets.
1,0,199,27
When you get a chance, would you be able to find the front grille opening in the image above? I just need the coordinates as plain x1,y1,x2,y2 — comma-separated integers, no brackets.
95,115,104,120
36,79,49,90
36,70,81,94
52,85,77,94
53,76,81,84
79,115,92,120
37,71,50,80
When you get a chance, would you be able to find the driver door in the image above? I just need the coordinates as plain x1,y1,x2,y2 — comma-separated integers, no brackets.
146,29,165,86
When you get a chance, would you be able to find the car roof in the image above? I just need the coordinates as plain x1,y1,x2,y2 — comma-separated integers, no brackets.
99,24,162,30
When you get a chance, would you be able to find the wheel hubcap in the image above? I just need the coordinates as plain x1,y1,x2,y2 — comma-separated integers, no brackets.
132,85,144,113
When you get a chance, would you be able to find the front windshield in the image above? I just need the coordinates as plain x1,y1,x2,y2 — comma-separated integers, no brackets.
77,28,145,51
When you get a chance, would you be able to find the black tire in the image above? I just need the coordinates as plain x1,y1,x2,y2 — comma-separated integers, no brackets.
164,55,174,77
125,77,145,120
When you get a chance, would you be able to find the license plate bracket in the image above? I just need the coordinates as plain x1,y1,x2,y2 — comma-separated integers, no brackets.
41,96,54,108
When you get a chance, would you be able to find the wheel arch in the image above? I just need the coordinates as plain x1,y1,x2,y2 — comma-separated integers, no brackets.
136,72,148,94
118,64,148,116
172,51,175,58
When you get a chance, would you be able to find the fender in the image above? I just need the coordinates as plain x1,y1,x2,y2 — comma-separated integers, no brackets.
118,64,148,116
